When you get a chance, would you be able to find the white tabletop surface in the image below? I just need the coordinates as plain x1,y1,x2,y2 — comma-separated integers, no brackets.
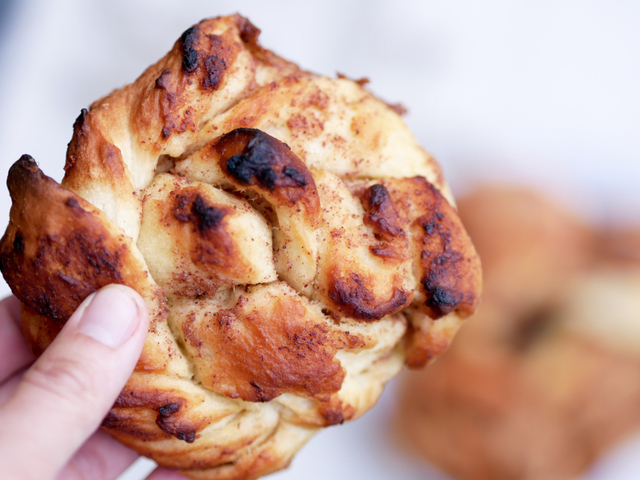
0,1,638,479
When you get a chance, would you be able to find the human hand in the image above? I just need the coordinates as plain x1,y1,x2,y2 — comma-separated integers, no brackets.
0,285,186,480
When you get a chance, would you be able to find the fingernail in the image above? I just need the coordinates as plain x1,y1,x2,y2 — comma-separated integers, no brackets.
77,285,141,348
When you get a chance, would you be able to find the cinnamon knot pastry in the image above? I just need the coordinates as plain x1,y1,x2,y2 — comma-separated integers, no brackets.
0,14,481,480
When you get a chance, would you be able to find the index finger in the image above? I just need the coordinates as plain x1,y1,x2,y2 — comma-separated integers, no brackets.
0,296,35,385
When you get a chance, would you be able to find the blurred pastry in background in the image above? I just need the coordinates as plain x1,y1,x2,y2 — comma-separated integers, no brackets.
395,185,640,480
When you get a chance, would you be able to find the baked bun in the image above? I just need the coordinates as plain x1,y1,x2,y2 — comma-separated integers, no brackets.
0,15,481,480
397,185,640,480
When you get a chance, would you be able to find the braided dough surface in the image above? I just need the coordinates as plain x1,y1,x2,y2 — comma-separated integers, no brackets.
0,15,481,480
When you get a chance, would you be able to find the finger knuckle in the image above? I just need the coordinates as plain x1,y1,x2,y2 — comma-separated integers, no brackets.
22,355,103,408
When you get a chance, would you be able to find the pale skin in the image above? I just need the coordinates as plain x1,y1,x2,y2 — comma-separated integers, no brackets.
0,285,187,480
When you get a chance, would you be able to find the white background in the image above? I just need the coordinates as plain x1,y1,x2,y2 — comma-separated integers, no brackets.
0,1,638,479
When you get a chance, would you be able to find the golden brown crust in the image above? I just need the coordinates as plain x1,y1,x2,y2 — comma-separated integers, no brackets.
389,176,481,319
105,385,204,443
0,157,187,377
308,171,416,321
170,190,235,271
65,108,135,204
0,14,481,480
132,24,241,143
0,156,144,320
326,271,412,321
20,304,63,356
402,308,465,369
175,283,363,403
380,177,481,366
138,174,276,298
113,15,298,153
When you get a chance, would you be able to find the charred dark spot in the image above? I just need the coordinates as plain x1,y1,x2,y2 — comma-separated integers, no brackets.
422,282,463,318
283,166,307,186
173,193,226,232
369,243,402,262
192,195,225,231
158,403,181,417
109,390,206,442
424,222,436,235
211,128,319,214
196,31,227,90
237,16,261,44
368,184,388,207
155,402,198,443
155,68,171,89
101,410,120,429
249,381,268,402
361,184,403,241
418,211,449,241
409,179,481,319
434,254,448,266
319,402,356,426
201,55,223,89
175,431,196,443
180,26,200,73
73,109,89,131
80,234,120,275
101,407,169,442
328,272,410,320
226,133,281,191
32,292,52,318
161,126,171,139
65,197,80,209
321,408,345,425
173,194,192,223
12,233,24,254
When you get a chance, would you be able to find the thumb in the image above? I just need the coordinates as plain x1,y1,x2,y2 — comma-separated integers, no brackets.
0,284,149,480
